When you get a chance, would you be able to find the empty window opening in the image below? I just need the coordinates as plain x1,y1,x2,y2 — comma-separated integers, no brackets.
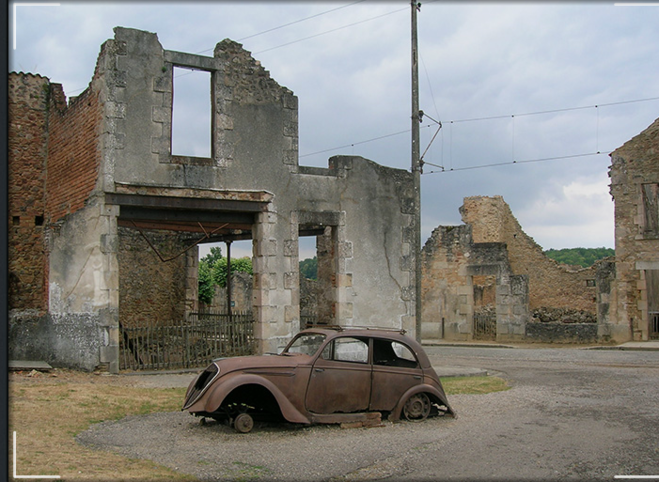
172,67,212,158
642,183,659,237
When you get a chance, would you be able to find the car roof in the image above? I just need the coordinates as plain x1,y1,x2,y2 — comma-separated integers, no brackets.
298,326,431,366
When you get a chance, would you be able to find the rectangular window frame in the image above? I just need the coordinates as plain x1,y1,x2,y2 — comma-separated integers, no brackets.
170,65,213,163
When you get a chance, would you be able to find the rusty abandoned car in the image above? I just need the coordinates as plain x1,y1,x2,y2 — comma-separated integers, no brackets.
182,326,455,432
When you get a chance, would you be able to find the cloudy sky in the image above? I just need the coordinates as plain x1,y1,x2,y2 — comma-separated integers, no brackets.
10,0,659,258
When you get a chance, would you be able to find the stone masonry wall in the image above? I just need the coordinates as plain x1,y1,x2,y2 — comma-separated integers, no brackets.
609,117,659,341
461,196,598,312
118,227,189,328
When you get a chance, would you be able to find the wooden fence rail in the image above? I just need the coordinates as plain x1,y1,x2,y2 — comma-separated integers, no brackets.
120,311,254,371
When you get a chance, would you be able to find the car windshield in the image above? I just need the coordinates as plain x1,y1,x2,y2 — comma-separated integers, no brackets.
282,333,326,356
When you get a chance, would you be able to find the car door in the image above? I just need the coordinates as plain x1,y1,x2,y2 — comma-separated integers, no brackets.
305,336,371,414
369,337,424,412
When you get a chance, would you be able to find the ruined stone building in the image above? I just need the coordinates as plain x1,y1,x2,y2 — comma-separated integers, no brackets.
420,195,611,343
8,27,416,372
609,117,659,341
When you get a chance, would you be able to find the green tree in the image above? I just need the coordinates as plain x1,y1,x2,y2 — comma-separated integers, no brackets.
198,258,215,305
201,246,223,266
212,256,253,288
299,256,318,280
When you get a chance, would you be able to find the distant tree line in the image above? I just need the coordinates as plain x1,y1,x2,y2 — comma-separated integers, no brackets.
543,247,614,268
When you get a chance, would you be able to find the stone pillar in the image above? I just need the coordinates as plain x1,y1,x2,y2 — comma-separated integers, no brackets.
99,203,120,373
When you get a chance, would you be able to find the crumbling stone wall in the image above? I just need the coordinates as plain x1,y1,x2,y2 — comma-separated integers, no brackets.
461,196,598,312
609,117,659,341
421,222,528,342
422,196,602,342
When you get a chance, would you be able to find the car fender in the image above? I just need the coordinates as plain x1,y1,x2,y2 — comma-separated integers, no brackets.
203,373,311,424
389,384,456,421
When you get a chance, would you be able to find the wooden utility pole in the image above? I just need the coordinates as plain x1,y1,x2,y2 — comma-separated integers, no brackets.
411,1,422,341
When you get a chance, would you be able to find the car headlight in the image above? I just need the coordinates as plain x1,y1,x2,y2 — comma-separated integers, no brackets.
183,363,220,409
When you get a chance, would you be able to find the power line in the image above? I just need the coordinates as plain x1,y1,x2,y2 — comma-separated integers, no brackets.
447,96,659,124
254,6,408,55
237,1,365,42
194,1,366,54
423,151,612,174
299,96,659,159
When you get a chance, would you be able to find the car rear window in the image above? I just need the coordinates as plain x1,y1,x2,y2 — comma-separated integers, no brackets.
372,339,419,368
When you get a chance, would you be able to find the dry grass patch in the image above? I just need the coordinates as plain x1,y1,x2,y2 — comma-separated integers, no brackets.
442,375,510,395
9,369,195,481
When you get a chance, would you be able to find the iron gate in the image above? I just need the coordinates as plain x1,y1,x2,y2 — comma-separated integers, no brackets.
650,312,659,340
473,312,497,340
119,311,254,371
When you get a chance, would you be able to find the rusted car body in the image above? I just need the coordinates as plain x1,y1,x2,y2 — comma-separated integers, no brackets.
182,326,455,432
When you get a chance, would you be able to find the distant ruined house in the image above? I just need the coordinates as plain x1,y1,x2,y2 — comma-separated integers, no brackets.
609,117,659,341
420,196,611,343
8,27,416,372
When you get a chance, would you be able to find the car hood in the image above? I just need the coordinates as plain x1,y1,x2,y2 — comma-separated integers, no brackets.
213,353,311,374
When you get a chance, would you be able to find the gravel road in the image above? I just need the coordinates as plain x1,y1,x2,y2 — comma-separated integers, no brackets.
77,346,659,481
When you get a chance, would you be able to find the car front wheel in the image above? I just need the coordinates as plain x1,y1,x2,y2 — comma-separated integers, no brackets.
233,412,254,433
402,393,431,422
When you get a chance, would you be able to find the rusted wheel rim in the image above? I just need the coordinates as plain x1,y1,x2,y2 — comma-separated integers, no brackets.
233,412,254,433
403,393,431,421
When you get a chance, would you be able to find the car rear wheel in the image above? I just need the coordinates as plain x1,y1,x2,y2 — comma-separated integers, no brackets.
402,393,431,422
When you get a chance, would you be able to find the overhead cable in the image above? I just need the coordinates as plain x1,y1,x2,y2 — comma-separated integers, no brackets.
423,151,612,174
254,6,408,54
299,96,659,159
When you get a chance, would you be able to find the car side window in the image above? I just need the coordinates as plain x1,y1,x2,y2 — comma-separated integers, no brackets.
372,339,419,369
321,337,369,364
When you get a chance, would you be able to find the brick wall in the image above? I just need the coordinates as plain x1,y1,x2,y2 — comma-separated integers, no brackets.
46,83,102,223
8,73,50,311
8,73,104,311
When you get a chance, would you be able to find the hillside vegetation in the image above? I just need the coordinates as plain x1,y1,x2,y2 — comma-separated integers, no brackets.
543,247,614,268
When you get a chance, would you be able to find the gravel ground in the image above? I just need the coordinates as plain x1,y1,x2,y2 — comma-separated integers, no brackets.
77,346,659,481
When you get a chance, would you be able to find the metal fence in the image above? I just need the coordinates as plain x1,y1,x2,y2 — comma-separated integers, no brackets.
473,312,497,340
651,312,659,340
119,311,254,371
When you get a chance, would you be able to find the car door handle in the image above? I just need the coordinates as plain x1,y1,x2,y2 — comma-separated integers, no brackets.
413,375,422,380
315,368,325,373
